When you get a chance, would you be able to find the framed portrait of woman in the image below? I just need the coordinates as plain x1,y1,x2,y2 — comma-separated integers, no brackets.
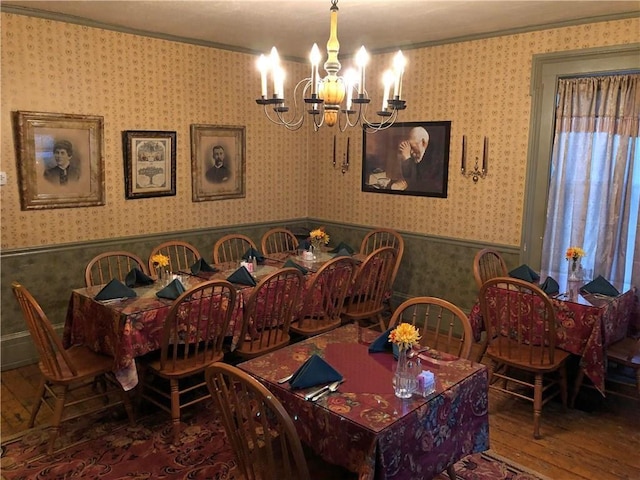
14,111,105,210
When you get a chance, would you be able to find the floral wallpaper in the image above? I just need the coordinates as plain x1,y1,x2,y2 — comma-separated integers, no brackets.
1,13,638,250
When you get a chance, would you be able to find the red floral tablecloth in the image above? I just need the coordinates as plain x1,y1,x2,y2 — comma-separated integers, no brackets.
239,324,490,480
62,254,347,390
469,287,637,394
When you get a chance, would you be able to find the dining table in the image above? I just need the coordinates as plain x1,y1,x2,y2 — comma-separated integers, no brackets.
62,250,359,391
469,285,637,396
238,323,490,480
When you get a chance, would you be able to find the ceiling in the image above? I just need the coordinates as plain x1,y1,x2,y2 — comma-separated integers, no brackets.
3,1,640,61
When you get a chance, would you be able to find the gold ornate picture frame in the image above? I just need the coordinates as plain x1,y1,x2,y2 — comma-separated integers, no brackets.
123,130,177,199
13,111,105,210
190,124,246,202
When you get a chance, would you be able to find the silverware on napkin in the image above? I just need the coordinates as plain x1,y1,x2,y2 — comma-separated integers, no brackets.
277,374,293,384
305,380,343,401
311,380,341,402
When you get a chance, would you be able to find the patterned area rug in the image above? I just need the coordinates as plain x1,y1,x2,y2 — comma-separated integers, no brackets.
1,401,548,480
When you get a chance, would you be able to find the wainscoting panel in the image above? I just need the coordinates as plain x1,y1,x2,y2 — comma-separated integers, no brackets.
1,219,519,369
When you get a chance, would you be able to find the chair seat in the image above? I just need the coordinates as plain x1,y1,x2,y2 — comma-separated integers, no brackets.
39,346,116,383
236,330,290,358
487,340,570,373
290,316,341,336
608,337,640,367
145,350,225,379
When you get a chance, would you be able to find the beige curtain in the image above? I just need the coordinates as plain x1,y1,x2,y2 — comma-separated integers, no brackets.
541,74,640,290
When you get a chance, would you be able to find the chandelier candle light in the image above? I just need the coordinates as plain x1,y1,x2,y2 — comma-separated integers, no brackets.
256,0,407,132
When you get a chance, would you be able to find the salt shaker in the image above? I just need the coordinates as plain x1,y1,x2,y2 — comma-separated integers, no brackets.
417,370,436,397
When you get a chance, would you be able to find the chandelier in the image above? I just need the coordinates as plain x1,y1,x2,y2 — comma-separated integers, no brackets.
255,0,407,132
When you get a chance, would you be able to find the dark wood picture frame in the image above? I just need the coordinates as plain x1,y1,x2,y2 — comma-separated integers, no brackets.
13,111,105,210
362,120,451,198
122,130,177,199
190,124,246,202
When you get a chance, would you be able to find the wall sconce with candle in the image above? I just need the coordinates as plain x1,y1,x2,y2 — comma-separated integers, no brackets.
460,135,488,183
332,135,350,174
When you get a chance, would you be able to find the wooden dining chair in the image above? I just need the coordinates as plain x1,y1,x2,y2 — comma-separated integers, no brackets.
359,228,404,294
290,256,357,337
85,250,148,286
388,296,473,360
473,248,508,289
571,335,640,406
12,282,135,454
261,228,299,256
235,268,304,359
138,280,236,444
205,363,311,480
148,240,201,276
479,277,569,438
342,246,397,332
213,233,257,265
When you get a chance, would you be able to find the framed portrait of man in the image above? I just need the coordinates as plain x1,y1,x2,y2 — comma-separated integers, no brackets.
362,121,451,198
190,124,246,202
13,111,105,210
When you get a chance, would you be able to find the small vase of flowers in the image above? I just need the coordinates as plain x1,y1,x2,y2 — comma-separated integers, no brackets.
565,246,586,281
151,253,170,284
389,323,421,399
309,228,330,259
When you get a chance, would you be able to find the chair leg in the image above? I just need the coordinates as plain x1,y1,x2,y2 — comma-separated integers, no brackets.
446,464,456,480
377,313,386,332
636,368,640,400
119,388,136,426
28,376,46,428
570,368,585,409
533,373,543,439
170,379,181,445
48,384,68,454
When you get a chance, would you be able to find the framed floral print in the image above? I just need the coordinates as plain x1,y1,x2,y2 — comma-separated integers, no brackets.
123,130,177,199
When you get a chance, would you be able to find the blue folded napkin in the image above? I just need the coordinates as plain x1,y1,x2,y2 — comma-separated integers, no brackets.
580,275,620,297
283,258,308,274
95,279,137,301
540,276,560,295
124,267,154,288
242,247,265,263
329,242,355,254
226,266,257,286
367,328,401,359
509,264,541,283
368,327,393,353
333,247,353,258
288,354,343,389
190,258,218,274
156,279,186,300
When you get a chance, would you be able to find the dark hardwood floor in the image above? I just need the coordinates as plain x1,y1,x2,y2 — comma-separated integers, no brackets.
2,352,639,479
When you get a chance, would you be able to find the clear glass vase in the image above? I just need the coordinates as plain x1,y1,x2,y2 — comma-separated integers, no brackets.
310,241,323,259
392,348,417,399
568,258,582,281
